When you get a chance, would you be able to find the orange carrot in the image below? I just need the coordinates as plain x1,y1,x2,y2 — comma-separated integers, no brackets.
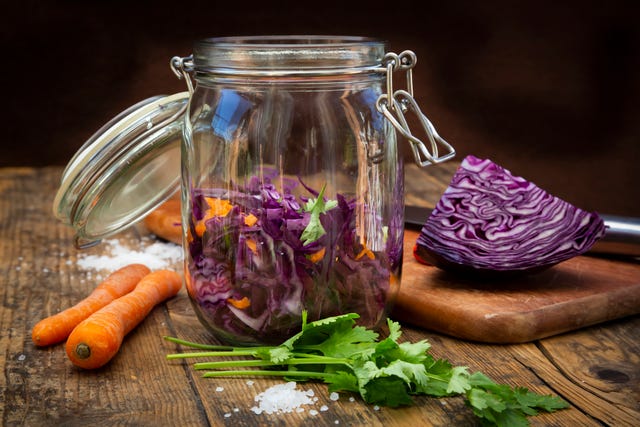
144,198,183,245
31,264,151,347
227,296,251,309
195,197,233,237
65,270,182,369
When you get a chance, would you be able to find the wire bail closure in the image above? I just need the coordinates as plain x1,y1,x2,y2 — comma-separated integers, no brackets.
376,51,455,167
171,55,195,94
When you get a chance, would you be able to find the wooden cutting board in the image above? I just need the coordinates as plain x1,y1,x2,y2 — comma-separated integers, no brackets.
392,229,640,343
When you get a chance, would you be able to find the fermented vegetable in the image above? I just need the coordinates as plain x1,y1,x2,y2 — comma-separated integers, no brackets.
414,155,606,275
185,175,401,345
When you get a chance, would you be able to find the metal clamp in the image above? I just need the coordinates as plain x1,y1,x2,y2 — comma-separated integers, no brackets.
376,51,455,167
171,55,195,94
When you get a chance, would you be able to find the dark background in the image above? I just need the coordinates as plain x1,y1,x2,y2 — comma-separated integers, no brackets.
3,0,639,216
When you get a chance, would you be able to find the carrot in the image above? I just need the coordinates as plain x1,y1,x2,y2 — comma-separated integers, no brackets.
144,198,182,245
65,270,182,369
31,264,151,347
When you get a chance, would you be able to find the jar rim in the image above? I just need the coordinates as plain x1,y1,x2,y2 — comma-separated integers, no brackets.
199,35,382,46
193,35,387,77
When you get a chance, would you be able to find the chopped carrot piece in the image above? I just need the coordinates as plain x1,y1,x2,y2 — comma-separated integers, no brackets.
389,274,398,289
194,198,234,237
204,197,233,217
245,238,257,254
307,247,326,263
227,296,251,309
244,213,258,227
195,221,207,237
355,246,375,260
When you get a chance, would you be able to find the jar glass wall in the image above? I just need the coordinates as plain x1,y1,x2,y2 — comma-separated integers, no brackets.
181,37,404,345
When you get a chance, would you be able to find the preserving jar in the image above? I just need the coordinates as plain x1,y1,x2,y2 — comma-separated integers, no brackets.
53,35,454,346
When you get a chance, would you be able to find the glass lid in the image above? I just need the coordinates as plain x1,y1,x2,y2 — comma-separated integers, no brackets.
53,92,189,248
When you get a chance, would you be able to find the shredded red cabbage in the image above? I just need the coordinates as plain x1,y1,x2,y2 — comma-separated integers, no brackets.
185,175,401,345
415,155,606,276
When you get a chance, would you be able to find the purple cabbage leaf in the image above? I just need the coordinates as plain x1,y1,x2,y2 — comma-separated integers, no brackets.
415,155,607,276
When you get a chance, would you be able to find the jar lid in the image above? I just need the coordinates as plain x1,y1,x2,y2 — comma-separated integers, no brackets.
53,92,189,248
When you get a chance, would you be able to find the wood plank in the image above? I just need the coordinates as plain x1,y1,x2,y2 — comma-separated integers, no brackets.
517,316,640,425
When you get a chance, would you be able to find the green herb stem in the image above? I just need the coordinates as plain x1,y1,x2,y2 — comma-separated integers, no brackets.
163,336,235,350
194,357,351,370
166,350,259,360
202,369,332,380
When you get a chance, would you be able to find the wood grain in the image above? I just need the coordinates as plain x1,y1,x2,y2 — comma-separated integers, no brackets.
1,167,638,426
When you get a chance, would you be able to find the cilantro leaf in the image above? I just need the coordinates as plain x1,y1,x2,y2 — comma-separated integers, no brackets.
300,183,338,245
513,387,570,413
362,376,414,407
415,358,455,397
379,360,428,387
267,346,293,364
282,313,361,349
447,366,472,394
304,323,378,359
326,370,359,393
465,372,569,426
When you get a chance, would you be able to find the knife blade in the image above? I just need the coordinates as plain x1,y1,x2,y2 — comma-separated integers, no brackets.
404,205,640,258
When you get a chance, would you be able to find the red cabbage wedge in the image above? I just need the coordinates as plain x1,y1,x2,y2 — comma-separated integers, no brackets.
414,155,607,276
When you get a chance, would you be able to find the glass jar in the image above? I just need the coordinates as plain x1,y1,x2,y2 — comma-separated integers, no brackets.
182,36,403,345
53,35,454,346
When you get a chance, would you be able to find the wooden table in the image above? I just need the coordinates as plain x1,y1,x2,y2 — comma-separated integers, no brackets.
1,166,639,426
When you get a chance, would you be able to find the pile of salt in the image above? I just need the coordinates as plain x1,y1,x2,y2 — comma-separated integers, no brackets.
250,382,316,415
76,238,182,271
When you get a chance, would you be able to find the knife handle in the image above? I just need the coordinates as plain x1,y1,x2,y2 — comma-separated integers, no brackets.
592,214,640,258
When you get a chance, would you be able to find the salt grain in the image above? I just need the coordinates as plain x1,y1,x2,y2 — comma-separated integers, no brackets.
77,238,182,271
215,386,224,392
329,392,340,401
309,409,319,416
320,405,328,412
250,382,315,415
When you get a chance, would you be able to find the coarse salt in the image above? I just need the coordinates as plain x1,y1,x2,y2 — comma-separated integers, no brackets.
76,238,182,271
250,382,315,415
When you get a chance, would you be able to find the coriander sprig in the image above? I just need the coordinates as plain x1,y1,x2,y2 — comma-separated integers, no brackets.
165,312,568,426
300,183,338,246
